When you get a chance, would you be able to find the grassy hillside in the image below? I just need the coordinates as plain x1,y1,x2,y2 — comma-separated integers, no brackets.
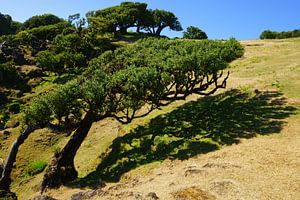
1,38,300,199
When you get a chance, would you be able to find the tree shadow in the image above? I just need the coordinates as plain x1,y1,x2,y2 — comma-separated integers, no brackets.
75,89,297,187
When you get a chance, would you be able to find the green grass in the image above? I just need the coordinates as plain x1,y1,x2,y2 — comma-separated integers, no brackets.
24,160,47,177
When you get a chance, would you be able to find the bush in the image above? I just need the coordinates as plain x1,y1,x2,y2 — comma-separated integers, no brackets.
0,62,23,86
24,160,47,176
36,50,60,72
37,50,87,73
21,14,64,30
27,21,71,41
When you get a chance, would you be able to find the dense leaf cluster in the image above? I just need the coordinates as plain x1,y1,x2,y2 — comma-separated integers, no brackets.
0,12,21,35
20,14,64,30
183,26,208,40
24,38,244,127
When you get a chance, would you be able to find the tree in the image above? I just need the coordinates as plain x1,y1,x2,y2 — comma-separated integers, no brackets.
0,38,244,195
260,30,277,39
40,38,243,191
141,9,183,35
0,12,21,35
90,2,148,35
183,26,208,39
21,14,64,30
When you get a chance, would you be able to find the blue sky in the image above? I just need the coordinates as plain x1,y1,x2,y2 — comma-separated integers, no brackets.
1,0,300,40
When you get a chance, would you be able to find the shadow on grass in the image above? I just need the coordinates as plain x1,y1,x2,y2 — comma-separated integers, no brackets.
75,89,297,187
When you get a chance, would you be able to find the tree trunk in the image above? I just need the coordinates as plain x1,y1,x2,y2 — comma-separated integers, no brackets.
155,26,166,36
0,126,36,191
41,111,95,192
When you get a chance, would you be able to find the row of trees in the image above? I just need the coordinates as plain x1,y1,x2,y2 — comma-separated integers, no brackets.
260,29,300,39
1,3,208,40
0,37,244,194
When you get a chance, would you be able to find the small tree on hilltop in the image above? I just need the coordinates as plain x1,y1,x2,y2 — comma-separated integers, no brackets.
183,26,208,39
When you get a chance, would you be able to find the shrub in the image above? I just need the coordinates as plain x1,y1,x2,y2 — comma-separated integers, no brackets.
0,62,23,86
27,21,71,41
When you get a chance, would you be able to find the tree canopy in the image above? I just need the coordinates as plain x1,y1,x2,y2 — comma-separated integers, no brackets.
183,26,208,40
0,12,21,35
21,14,64,30
141,9,183,35
88,2,182,36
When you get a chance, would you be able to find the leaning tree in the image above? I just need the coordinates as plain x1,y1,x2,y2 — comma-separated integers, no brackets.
0,38,244,195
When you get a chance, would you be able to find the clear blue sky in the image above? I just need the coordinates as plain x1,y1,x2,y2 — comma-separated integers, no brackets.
1,0,300,40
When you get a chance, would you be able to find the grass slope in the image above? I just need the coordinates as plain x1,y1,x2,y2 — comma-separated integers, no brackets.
1,38,299,199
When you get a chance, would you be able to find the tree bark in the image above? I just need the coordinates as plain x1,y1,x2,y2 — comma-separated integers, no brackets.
41,111,95,192
0,126,36,191
155,26,166,36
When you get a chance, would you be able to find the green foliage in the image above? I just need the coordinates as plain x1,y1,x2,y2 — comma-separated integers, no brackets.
53,34,83,53
0,62,24,88
82,70,108,112
36,50,60,72
88,2,181,36
21,14,64,30
260,30,277,39
46,80,82,123
260,29,300,39
37,50,86,73
24,160,47,176
25,37,244,128
0,12,21,35
26,21,71,41
22,79,83,126
183,26,208,39
91,2,148,34
141,9,183,35
22,94,52,127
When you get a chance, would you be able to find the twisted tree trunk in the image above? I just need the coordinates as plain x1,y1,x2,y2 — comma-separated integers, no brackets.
41,111,95,192
0,126,36,191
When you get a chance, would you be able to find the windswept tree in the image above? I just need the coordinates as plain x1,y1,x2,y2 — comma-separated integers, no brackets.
0,38,244,195
90,2,148,35
141,9,183,35
183,26,208,40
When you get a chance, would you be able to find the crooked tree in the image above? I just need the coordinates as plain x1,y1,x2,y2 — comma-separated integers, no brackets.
0,38,244,195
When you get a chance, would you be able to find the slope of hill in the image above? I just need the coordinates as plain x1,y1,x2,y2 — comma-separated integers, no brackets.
2,38,300,200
